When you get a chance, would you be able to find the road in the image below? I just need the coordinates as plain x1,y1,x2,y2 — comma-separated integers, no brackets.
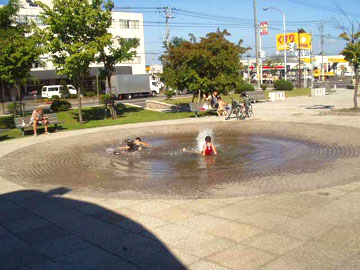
22,93,191,112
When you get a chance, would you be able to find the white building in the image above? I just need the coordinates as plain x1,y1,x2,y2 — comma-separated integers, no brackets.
146,65,163,75
9,0,146,96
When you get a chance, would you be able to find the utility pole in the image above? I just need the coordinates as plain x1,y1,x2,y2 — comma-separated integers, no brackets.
165,7,173,49
298,30,302,88
259,29,263,85
310,32,314,88
319,22,325,82
253,0,260,91
247,55,251,84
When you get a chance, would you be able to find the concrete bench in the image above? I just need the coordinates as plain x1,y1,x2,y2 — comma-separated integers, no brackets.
14,113,63,136
189,103,203,117
311,88,326,97
244,91,268,102
268,91,286,102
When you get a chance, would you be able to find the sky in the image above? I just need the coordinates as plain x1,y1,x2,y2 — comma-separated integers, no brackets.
1,0,359,65
113,0,360,65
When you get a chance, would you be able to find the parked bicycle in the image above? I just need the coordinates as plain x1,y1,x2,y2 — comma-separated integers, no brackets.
243,96,254,118
225,98,246,120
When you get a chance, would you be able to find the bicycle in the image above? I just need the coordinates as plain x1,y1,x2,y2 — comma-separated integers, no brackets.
225,98,245,120
243,96,254,118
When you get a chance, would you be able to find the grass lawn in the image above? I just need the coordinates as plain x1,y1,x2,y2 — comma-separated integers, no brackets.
265,88,311,98
0,104,200,140
162,88,311,105
335,107,360,112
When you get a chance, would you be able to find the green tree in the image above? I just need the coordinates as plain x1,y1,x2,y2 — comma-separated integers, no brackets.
340,32,360,108
59,80,69,98
161,30,247,102
97,36,139,92
38,0,113,124
0,0,43,115
0,0,18,28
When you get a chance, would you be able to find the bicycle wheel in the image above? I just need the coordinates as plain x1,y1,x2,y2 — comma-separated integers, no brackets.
237,109,245,120
225,108,232,120
248,106,254,118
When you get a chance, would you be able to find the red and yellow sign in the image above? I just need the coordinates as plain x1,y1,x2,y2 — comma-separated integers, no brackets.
276,32,312,51
260,21,268,36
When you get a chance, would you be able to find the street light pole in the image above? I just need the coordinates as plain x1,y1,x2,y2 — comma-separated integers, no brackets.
263,7,287,80
253,0,261,91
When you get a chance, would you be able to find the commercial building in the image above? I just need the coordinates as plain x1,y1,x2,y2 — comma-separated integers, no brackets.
241,54,354,82
1,0,146,100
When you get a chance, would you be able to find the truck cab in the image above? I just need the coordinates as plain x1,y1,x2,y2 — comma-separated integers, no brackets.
150,80,160,96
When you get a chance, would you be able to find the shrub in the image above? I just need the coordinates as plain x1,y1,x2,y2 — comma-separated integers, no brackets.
260,84,267,90
99,94,112,104
165,90,175,99
69,94,77,99
7,103,17,114
236,83,255,93
51,95,60,101
274,79,294,90
50,99,71,112
85,91,95,97
36,98,50,103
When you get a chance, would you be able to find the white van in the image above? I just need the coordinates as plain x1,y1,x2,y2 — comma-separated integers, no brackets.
41,85,77,98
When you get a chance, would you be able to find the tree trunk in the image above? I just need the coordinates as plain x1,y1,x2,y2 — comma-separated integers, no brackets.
0,80,5,115
77,79,83,124
107,75,112,94
197,89,201,103
15,82,24,116
354,67,359,109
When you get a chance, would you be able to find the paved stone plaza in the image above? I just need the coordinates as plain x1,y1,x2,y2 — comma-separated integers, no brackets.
0,89,359,270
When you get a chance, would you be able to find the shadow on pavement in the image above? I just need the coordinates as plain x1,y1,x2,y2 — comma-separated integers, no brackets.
0,188,187,270
306,105,335,110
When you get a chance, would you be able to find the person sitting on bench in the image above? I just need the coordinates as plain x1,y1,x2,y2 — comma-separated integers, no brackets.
30,107,50,137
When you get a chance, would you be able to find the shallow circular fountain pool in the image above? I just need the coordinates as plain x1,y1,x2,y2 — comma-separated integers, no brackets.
1,121,359,198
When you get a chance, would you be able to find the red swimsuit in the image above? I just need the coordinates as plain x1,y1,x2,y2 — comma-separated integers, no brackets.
204,145,213,156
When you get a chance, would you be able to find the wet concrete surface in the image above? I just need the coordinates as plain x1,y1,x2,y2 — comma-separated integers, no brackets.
1,121,360,199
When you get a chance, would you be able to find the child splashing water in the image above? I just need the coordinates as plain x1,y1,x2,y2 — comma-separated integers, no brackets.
183,129,217,156
202,136,217,156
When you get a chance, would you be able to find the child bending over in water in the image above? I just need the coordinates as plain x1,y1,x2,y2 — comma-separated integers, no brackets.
114,137,151,155
202,136,217,156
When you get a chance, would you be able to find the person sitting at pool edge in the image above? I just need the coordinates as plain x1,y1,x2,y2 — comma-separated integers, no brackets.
30,107,50,137
202,136,217,156
114,137,151,154
216,97,227,116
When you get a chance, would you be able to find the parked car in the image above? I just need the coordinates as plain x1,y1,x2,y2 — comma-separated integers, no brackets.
41,85,77,98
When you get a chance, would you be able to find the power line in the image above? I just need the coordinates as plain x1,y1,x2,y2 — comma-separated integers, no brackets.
286,0,360,18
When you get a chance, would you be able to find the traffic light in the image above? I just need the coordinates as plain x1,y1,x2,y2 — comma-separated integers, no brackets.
259,50,266,59
287,42,296,52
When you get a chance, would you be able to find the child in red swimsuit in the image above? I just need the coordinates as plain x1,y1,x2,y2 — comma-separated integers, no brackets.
202,136,217,156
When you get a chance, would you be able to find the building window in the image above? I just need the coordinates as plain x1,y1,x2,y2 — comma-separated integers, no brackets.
119,19,127,28
129,20,139,29
17,15,28,25
119,19,139,29
16,15,44,26
123,56,141,64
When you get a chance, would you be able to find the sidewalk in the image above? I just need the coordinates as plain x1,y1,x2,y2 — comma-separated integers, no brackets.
0,89,359,270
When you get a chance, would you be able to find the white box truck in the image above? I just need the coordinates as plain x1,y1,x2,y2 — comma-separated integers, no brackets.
108,74,160,99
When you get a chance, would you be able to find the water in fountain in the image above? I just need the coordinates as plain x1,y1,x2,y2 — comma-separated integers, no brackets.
196,128,214,152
